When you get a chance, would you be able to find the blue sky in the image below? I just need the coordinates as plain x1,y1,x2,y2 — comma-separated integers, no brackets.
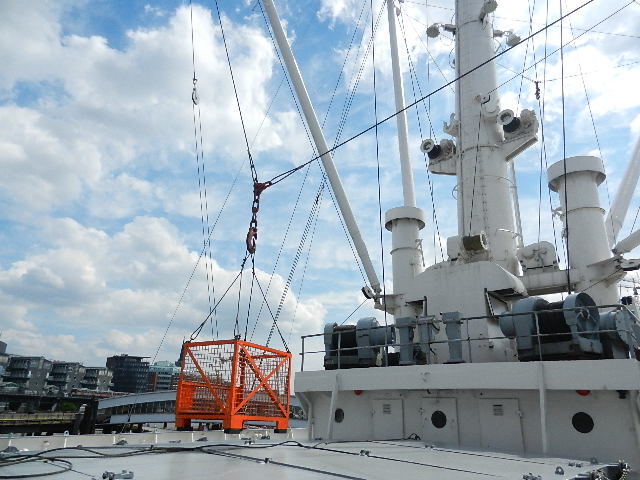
1,0,640,370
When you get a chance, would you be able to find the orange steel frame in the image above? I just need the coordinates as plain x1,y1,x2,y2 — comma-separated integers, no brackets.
175,339,292,432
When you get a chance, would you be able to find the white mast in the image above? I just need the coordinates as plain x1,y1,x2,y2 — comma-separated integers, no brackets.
453,0,520,274
261,0,381,295
605,136,640,246
384,0,426,319
386,0,416,208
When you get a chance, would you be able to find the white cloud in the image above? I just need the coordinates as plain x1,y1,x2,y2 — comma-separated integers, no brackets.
1,0,639,374
0,215,323,367
144,5,166,17
0,3,310,219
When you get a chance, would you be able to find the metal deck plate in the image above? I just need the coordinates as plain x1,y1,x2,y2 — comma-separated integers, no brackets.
2,436,636,479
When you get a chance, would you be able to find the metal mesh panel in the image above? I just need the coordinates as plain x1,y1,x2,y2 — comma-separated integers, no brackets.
178,342,236,415
232,344,290,418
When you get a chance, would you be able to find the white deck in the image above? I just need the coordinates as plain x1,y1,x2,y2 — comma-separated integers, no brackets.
1,430,635,479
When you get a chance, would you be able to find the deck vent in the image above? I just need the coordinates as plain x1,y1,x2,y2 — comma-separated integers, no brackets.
492,404,504,416
382,403,392,414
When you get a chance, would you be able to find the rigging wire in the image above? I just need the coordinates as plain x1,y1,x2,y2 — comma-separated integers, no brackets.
161,0,634,354
398,11,445,261
261,0,600,189
323,0,371,130
496,58,640,84
155,2,299,356
215,0,291,350
489,1,636,95
498,14,640,40
631,205,640,233
559,0,572,293
189,0,218,340
234,254,249,337
286,188,323,345
253,271,289,351
515,0,537,113
370,0,388,357
467,105,485,236
265,180,325,348
246,165,314,343
538,0,565,298
190,267,245,340
243,255,256,341
562,0,615,247
214,0,252,155
530,59,640,82
334,1,387,146
339,298,370,325
403,13,455,97
317,0,386,285
256,2,316,154
154,93,268,359
485,0,635,274
250,3,325,346
398,14,437,138
246,0,374,346
405,0,640,41
251,0,405,347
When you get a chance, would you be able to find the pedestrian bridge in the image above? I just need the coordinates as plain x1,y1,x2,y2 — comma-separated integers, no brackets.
97,391,305,430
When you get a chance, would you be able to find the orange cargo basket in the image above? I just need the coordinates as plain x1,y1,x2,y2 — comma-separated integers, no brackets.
175,339,292,433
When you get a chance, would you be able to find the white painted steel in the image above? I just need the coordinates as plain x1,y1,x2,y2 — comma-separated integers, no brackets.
606,136,640,246
296,359,640,393
454,0,519,274
264,0,640,473
509,160,524,248
421,397,459,446
0,437,617,480
537,362,548,454
478,398,523,453
295,360,640,465
372,398,404,439
386,0,416,208
261,0,381,293
297,391,314,441
404,260,524,362
547,156,618,304
381,1,427,319
384,206,426,317
613,228,640,254
326,374,339,440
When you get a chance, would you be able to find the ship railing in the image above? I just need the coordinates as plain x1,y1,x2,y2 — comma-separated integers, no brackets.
299,303,639,370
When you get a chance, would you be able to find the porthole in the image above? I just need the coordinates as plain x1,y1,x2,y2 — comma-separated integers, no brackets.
334,408,344,423
431,410,447,429
571,412,594,434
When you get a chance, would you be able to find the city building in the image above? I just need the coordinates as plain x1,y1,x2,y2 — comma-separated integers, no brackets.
81,367,113,392
0,341,9,378
106,354,149,393
2,356,52,394
147,361,180,392
46,362,86,394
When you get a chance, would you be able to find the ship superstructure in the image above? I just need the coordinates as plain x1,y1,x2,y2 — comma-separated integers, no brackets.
260,0,640,467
